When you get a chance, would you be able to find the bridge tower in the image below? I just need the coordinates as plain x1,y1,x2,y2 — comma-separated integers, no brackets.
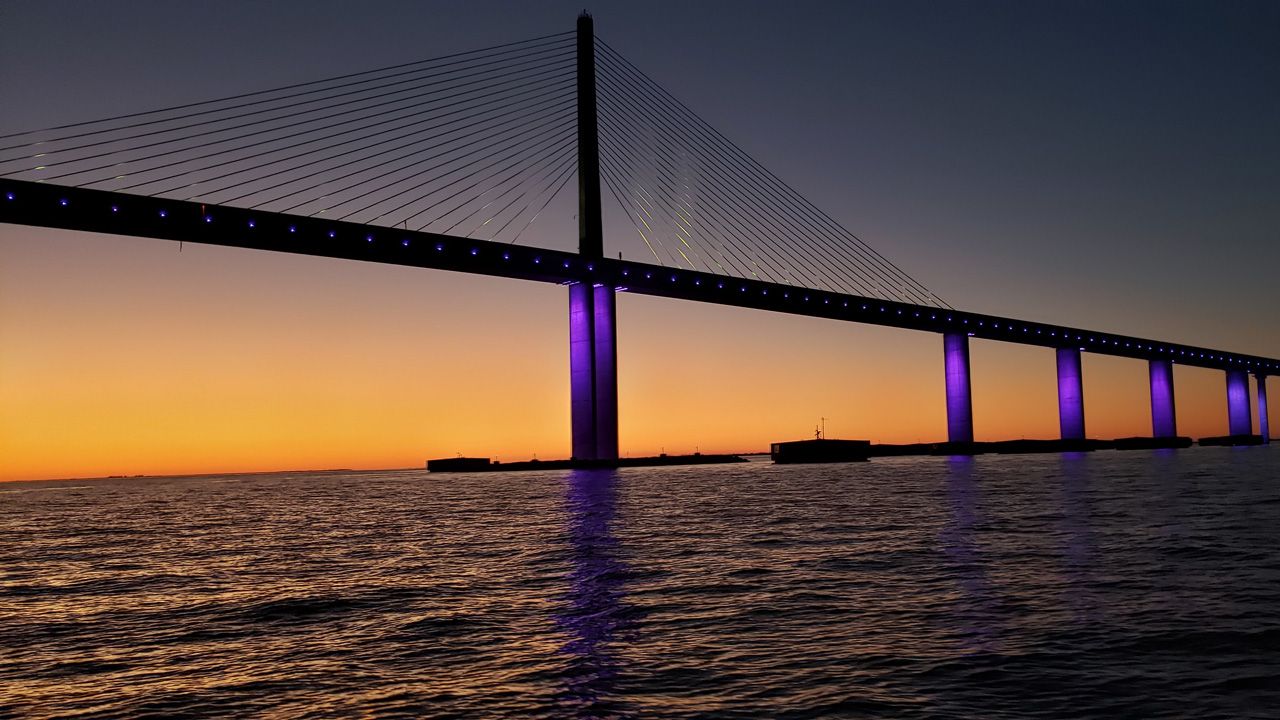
568,12,619,460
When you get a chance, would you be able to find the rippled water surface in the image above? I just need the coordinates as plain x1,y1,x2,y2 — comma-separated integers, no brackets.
3,448,1279,718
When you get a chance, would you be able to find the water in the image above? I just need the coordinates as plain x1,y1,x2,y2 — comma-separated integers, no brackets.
2,448,1278,719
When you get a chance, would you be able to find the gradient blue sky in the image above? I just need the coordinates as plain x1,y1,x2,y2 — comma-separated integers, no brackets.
2,1,1277,479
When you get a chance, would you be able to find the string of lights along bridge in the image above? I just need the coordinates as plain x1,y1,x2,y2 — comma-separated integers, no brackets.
1,14,1273,458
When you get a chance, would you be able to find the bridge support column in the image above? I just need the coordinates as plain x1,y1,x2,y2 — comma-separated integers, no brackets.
1226,370,1252,436
1056,348,1086,441
570,283,618,460
944,333,974,444
1149,359,1177,438
1258,375,1270,444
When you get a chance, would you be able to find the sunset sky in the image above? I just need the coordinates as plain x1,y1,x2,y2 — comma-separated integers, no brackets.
2,0,1277,482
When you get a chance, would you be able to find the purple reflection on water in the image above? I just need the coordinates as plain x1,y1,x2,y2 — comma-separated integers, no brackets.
554,470,633,717
1057,453,1100,624
940,457,1000,653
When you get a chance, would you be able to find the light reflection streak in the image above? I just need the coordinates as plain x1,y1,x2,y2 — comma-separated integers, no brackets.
940,456,1000,653
554,469,632,718
1058,452,1099,624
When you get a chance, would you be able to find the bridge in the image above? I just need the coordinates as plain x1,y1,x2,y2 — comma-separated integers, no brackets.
1,15,1273,459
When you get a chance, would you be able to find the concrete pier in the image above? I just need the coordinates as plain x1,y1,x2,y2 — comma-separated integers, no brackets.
570,284,619,460
1226,370,1252,436
1149,359,1177,438
592,284,619,459
1258,374,1270,444
1056,348,1085,440
944,333,974,444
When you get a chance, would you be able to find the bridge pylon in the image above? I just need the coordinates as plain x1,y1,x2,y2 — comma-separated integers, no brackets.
569,12,619,461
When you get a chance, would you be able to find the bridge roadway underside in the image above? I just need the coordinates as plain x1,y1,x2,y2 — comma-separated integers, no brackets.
5,179,1276,378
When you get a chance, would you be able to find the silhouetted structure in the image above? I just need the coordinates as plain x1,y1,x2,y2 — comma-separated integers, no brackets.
0,15,1274,454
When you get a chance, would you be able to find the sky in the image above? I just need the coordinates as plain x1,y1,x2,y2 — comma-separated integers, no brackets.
1,0,1277,481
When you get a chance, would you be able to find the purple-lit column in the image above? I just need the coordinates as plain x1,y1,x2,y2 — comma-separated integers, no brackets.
1226,370,1253,437
570,283,597,459
1149,359,1177,438
1257,375,1270,444
592,285,619,459
944,333,974,444
569,283,619,461
1056,348,1086,440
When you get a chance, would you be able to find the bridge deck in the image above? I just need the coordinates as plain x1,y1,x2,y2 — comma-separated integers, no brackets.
2,178,1275,375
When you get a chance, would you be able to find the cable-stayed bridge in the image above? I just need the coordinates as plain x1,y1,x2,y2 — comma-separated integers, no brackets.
1,15,1273,459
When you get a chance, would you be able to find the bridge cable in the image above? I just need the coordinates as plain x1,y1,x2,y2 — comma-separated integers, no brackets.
506,158,579,246
172,79,575,203
593,40,936,302
597,53,885,296
220,86,573,211
450,139,578,237
597,68,870,295
598,118,773,281
0,31,573,146
597,49,904,300
21,55,576,188
597,39,947,307
330,111,576,224
1,49,573,176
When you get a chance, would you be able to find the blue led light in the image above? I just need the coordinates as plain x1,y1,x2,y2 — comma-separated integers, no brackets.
328,230,336,238
366,235,374,243
671,275,677,282
470,248,478,256
502,252,510,260
204,215,212,223
402,239,410,247
288,226,296,233
564,261,571,268
248,220,255,228
111,205,118,213
645,273,652,279
587,264,594,271
4,192,13,201
159,210,167,218
534,257,541,264
59,198,68,206
740,286,747,292
695,279,701,286
718,283,725,289
622,270,629,276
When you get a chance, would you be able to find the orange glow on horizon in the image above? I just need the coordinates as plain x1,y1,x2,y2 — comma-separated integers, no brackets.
2,227,1274,482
